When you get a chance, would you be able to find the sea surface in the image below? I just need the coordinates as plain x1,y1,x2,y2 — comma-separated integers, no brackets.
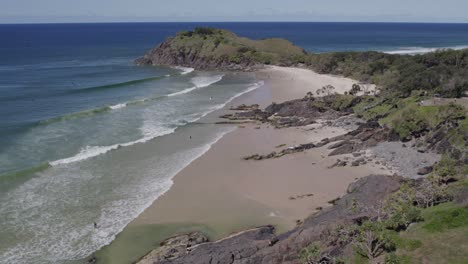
1,22,468,264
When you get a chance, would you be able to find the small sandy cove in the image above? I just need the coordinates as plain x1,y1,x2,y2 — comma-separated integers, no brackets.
131,66,385,235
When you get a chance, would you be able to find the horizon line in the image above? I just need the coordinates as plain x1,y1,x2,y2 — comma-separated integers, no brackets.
1,20,468,25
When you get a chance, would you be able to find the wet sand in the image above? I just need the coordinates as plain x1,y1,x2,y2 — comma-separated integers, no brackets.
95,66,385,263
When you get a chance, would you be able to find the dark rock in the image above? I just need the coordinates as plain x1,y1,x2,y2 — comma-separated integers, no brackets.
144,175,403,264
328,159,347,168
329,141,358,156
230,104,259,111
137,232,209,263
327,197,341,205
417,166,433,175
417,148,426,153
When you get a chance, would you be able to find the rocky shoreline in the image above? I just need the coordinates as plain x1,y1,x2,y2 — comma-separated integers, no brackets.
136,174,403,264
125,28,468,264
132,94,447,264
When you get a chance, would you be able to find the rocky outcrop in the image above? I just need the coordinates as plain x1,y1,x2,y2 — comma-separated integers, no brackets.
137,232,209,264
135,38,262,71
221,95,355,128
135,28,306,71
141,175,403,264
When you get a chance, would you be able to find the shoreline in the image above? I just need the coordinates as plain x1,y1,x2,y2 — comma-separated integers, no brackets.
93,66,388,263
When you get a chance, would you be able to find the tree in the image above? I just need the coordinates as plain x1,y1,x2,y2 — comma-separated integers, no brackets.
354,221,395,263
384,184,422,230
432,155,458,183
349,84,361,95
414,179,453,208
322,85,336,96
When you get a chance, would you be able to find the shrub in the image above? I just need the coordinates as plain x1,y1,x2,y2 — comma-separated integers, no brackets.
384,184,423,230
354,221,396,261
299,244,332,264
384,252,402,264
193,27,216,35
349,83,361,95
431,155,460,184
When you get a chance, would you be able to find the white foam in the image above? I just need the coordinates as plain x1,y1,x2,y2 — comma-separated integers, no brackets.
219,81,264,108
50,127,176,166
167,86,198,97
384,45,468,55
194,81,265,120
167,74,224,97
191,74,224,88
0,80,265,263
0,128,234,264
109,103,127,110
48,80,261,167
173,66,194,75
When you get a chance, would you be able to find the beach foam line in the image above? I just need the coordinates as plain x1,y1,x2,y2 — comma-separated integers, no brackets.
88,126,235,259
38,75,225,126
109,103,127,110
49,127,175,166
49,80,263,167
167,74,224,97
173,66,195,75
384,45,468,55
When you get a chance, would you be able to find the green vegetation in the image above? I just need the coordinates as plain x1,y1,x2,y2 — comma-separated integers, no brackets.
297,172,467,264
169,27,306,66
396,203,468,264
167,28,468,99
306,50,468,98
166,29,468,263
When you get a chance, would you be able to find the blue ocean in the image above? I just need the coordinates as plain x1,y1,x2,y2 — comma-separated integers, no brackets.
1,22,468,264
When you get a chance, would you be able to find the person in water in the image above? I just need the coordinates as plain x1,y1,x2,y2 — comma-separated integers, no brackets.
94,222,98,229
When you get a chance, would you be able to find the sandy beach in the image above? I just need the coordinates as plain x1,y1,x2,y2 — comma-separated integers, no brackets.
96,66,387,263
134,66,382,226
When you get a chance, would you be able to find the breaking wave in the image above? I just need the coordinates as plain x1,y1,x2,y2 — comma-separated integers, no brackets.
384,45,468,55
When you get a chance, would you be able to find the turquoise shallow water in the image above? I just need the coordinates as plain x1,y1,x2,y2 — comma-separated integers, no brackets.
0,68,263,263
1,22,468,263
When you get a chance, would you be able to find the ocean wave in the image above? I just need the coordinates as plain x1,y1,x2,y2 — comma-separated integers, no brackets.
48,80,263,167
0,57,132,72
49,126,175,166
109,103,127,110
38,106,112,125
68,75,165,94
0,163,51,183
37,74,224,126
384,45,468,55
167,74,224,97
0,126,234,264
173,66,195,75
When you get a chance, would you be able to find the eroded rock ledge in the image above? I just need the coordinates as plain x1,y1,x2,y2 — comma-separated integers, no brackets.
137,175,403,264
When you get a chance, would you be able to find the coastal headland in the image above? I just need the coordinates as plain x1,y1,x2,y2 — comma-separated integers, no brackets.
93,28,468,264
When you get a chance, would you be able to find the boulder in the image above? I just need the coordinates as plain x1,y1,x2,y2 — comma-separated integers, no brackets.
417,166,433,175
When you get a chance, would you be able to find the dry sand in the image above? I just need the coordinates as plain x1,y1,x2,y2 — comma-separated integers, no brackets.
254,66,375,104
130,66,386,233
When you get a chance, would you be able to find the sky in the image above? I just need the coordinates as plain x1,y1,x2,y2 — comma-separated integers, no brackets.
1,0,468,23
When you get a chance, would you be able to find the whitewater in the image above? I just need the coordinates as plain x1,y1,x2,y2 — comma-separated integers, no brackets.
0,68,263,264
